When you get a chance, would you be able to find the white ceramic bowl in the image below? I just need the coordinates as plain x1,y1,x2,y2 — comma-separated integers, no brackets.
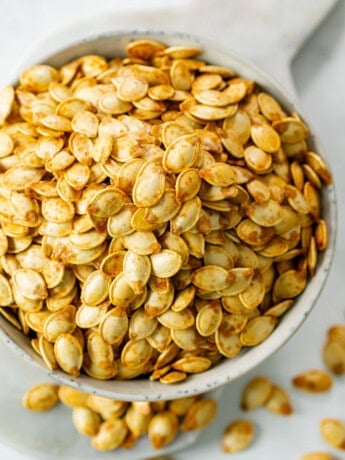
0,30,337,401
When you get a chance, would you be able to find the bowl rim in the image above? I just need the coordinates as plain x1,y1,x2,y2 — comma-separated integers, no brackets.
0,29,338,401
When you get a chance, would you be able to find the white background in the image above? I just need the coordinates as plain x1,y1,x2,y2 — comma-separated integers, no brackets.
0,0,344,459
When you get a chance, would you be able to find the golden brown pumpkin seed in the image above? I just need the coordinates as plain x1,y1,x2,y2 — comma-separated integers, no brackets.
273,269,307,300
72,407,101,437
320,419,345,450
175,168,201,202
13,268,47,301
81,270,109,306
192,264,231,291
292,369,333,393
172,356,211,373
222,419,254,453
241,376,273,410
265,385,293,416
322,338,345,375
150,250,182,278
163,133,200,173
148,411,179,449
273,117,308,143
240,316,277,346
121,338,153,370
58,385,89,408
91,418,128,451
158,308,194,330
54,333,83,376
22,383,59,411
123,231,160,256
181,398,217,431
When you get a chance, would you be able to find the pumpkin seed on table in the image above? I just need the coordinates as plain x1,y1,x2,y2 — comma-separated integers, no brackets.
320,419,345,450
292,369,333,393
265,385,293,416
222,419,255,453
241,376,273,410
22,383,59,411
0,37,331,383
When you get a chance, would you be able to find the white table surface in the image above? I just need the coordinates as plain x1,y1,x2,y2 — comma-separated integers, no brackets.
0,1,345,459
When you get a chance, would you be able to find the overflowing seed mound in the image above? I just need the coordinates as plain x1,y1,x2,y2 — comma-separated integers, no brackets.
0,39,332,382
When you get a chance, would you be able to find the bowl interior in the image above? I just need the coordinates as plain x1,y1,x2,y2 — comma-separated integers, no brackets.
0,31,337,401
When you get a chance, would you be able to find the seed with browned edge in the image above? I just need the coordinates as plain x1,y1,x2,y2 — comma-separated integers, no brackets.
148,411,179,449
241,376,273,410
22,383,59,411
180,398,217,431
72,407,101,436
91,418,128,451
292,369,333,393
265,385,293,416
320,418,345,450
222,419,254,453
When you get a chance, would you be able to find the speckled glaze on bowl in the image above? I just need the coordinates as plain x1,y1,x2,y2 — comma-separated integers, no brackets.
0,30,337,401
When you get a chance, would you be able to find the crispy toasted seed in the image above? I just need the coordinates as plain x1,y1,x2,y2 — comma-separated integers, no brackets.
123,231,160,255
192,265,231,291
86,395,127,419
126,39,165,59
222,419,255,453
251,124,281,153
83,353,118,380
133,161,165,207
54,333,83,376
148,411,179,449
13,269,47,301
273,117,309,143
315,219,328,251
91,418,128,451
200,162,237,187
273,269,306,300
172,356,211,373
23,383,59,411
241,376,273,410
163,133,200,173
265,385,293,415
159,370,187,384
171,285,195,311
123,251,151,294
150,250,182,278
305,151,332,184
158,308,194,330
58,386,89,408
240,316,277,346
181,399,217,431
258,92,286,121
20,65,59,92
121,338,153,370
175,168,202,202
72,407,101,437
292,369,333,393
322,338,345,375
320,419,345,450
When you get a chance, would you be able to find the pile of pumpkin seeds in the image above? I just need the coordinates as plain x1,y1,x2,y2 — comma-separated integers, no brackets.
0,39,332,382
23,383,217,452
